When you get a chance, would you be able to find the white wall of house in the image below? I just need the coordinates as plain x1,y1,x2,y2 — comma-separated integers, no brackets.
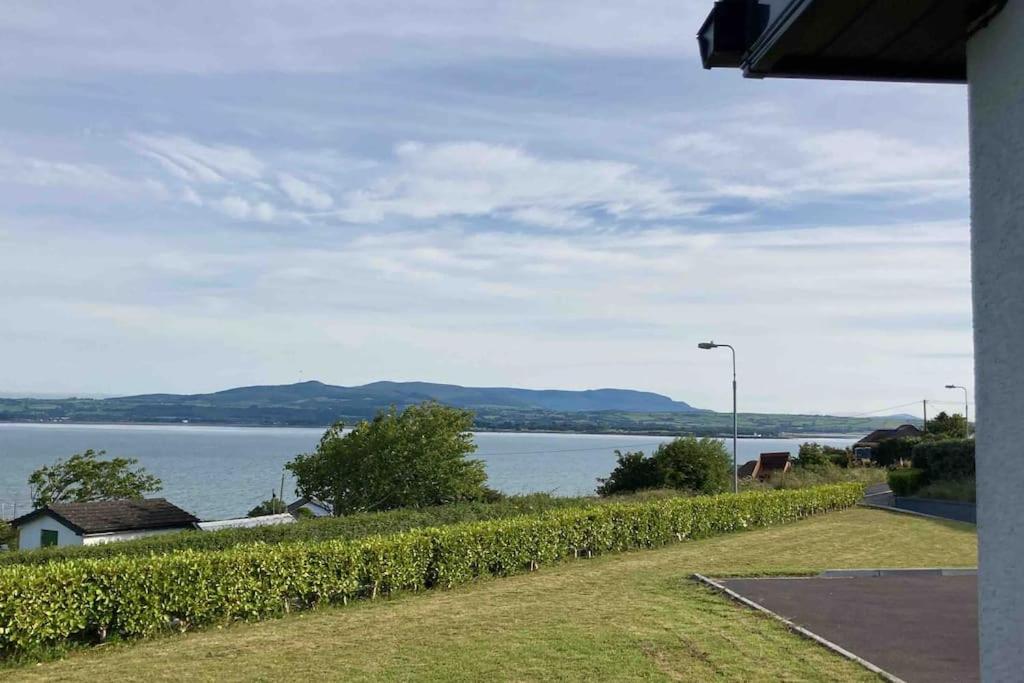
16,515,83,550
967,4,1024,679
81,527,188,545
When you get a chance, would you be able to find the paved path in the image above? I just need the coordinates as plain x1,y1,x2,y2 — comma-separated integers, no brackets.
721,575,978,683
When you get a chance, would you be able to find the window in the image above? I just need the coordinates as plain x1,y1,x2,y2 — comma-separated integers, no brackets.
40,529,59,547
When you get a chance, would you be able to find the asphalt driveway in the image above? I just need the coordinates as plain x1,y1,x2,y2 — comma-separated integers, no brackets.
720,573,978,683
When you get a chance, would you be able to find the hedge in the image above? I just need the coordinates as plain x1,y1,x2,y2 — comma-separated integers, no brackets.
0,494,616,567
0,484,863,656
911,438,975,482
887,468,926,497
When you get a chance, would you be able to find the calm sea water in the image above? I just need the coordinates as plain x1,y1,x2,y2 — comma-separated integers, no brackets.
0,423,857,520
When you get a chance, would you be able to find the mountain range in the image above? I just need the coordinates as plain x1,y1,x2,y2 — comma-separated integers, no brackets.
0,380,919,436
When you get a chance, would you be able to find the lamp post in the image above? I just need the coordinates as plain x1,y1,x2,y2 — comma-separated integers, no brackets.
699,341,737,493
945,384,970,436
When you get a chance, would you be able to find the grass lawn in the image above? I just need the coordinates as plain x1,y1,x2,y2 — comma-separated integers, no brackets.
1,508,976,682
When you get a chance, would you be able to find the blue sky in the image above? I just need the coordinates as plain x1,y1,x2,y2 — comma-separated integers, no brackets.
0,1,974,415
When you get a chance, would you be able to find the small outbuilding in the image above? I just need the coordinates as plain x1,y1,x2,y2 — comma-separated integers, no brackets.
197,513,296,532
738,452,792,481
287,497,333,518
10,498,199,550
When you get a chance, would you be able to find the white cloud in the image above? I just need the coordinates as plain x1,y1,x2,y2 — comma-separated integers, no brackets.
215,195,276,222
130,134,265,184
338,141,697,227
278,173,333,210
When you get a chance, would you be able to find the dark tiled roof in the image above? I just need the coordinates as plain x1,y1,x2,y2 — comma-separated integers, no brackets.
758,452,791,471
11,498,199,534
738,460,758,478
856,424,924,446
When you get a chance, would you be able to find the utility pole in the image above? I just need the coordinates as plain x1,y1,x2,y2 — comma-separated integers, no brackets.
923,399,928,433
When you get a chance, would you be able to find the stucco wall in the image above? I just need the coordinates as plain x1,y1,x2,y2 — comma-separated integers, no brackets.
967,4,1024,680
16,515,83,550
82,527,188,545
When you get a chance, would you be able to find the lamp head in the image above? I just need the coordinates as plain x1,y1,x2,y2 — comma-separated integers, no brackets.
698,342,717,350
945,384,957,389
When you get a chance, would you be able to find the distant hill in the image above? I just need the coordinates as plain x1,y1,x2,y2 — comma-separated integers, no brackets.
122,380,701,414
0,379,922,437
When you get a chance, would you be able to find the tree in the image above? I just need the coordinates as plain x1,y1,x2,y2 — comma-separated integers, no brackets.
596,450,661,495
597,436,731,496
926,411,970,439
247,494,287,517
287,402,488,515
796,442,829,469
28,449,162,508
654,437,732,495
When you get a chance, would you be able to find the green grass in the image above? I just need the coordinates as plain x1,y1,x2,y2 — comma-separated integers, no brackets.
0,507,976,682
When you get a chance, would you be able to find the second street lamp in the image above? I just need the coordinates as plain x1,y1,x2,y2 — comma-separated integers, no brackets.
945,384,970,436
698,341,737,493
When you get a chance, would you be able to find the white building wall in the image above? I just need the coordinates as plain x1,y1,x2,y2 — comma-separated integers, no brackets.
15,515,83,550
967,4,1024,680
82,527,189,545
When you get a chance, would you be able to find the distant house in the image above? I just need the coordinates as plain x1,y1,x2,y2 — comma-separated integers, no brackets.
287,497,333,518
197,513,296,532
10,498,199,550
853,425,924,459
737,452,792,481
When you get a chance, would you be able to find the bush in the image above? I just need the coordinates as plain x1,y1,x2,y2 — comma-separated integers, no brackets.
0,493,661,568
596,451,661,495
911,439,975,482
915,478,976,503
752,463,885,491
873,437,919,468
888,468,926,497
0,484,863,656
597,437,731,496
796,443,829,469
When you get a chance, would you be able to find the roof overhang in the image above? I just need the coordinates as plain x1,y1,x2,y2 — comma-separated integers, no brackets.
698,0,1008,83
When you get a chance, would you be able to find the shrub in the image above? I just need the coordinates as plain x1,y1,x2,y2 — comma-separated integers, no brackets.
915,478,976,503
796,443,829,469
0,493,665,568
597,437,731,496
888,468,926,497
911,439,975,482
873,437,919,468
0,484,863,656
753,463,885,491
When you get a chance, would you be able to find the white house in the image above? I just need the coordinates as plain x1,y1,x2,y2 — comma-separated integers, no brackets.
10,498,199,550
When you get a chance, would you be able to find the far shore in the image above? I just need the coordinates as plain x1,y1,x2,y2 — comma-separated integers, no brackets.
0,419,865,440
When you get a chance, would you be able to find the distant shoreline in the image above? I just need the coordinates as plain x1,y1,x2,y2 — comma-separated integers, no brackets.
0,420,865,440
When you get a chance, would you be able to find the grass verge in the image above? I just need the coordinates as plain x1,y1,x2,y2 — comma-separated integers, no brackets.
0,507,976,682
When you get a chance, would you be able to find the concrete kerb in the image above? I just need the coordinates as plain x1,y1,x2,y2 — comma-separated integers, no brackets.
692,573,906,683
859,501,977,525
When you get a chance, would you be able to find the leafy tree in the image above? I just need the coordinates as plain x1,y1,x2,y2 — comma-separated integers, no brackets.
247,494,287,517
596,450,661,495
796,442,829,469
597,436,731,496
28,449,162,508
287,402,487,515
926,411,970,439
655,437,732,494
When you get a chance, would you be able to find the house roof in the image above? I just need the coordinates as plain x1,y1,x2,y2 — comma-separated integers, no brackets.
855,424,923,447
287,497,332,514
10,498,199,535
698,0,1008,83
738,460,758,478
197,513,295,532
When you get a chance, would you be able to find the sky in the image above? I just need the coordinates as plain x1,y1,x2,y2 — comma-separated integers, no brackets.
0,1,975,415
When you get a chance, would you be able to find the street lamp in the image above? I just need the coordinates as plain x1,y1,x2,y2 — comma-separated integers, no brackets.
945,384,970,436
699,341,737,493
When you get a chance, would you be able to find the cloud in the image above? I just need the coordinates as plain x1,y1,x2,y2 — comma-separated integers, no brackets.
278,173,333,210
215,195,276,222
338,141,697,227
129,134,265,184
